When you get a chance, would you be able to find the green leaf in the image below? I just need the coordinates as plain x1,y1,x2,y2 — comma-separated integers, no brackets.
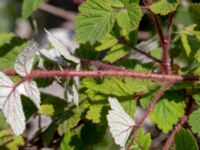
75,43,99,60
95,33,118,51
103,44,130,62
21,96,37,119
41,122,57,146
58,108,82,135
189,3,200,30
59,127,87,150
120,98,136,118
0,130,24,150
130,128,152,150
22,0,42,18
76,0,117,44
124,78,156,93
188,108,200,136
150,91,185,133
191,89,200,105
150,0,180,15
83,78,133,97
0,33,14,47
81,121,106,144
0,35,27,70
86,104,107,123
175,129,198,150
83,77,155,97
140,86,160,109
181,34,191,57
39,93,66,117
117,3,142,34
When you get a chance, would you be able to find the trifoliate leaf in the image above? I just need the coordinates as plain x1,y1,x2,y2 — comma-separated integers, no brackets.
150,91,185,133
22,0,42,18
75,0,117,44
150,0,180,15
117,3,142,34
107,97,135,147
130,128,152,150
0,72,25,135
103,44,130,63
14,43,38,77
188,108,200,136
175,129,198,150
45,30,80,64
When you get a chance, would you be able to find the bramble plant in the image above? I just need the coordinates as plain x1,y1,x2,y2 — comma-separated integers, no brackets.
0,0,200,149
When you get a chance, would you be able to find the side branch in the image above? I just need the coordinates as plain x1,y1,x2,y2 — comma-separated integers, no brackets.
162,115,188,150
132,47,162,63
163,96,193,150
126,81,175,150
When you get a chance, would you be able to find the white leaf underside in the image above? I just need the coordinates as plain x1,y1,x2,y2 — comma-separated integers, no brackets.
107,97,135,147
3,90,25,135
0,72,25,135
14,43,38,77
24,81,40,108
45,29,80,64
65,64,80,106
40,48,66,65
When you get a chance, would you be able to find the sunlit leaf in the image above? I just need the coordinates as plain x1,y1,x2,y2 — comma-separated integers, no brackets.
75,0,117,44
188,108,200,136
130,128,152,150
103,44,130,63
150,0,180,15
86,104,106,123
117,3,142,34
150,91,185,133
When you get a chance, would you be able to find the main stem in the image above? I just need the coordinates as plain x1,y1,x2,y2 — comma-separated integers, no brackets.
9,69,200,83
